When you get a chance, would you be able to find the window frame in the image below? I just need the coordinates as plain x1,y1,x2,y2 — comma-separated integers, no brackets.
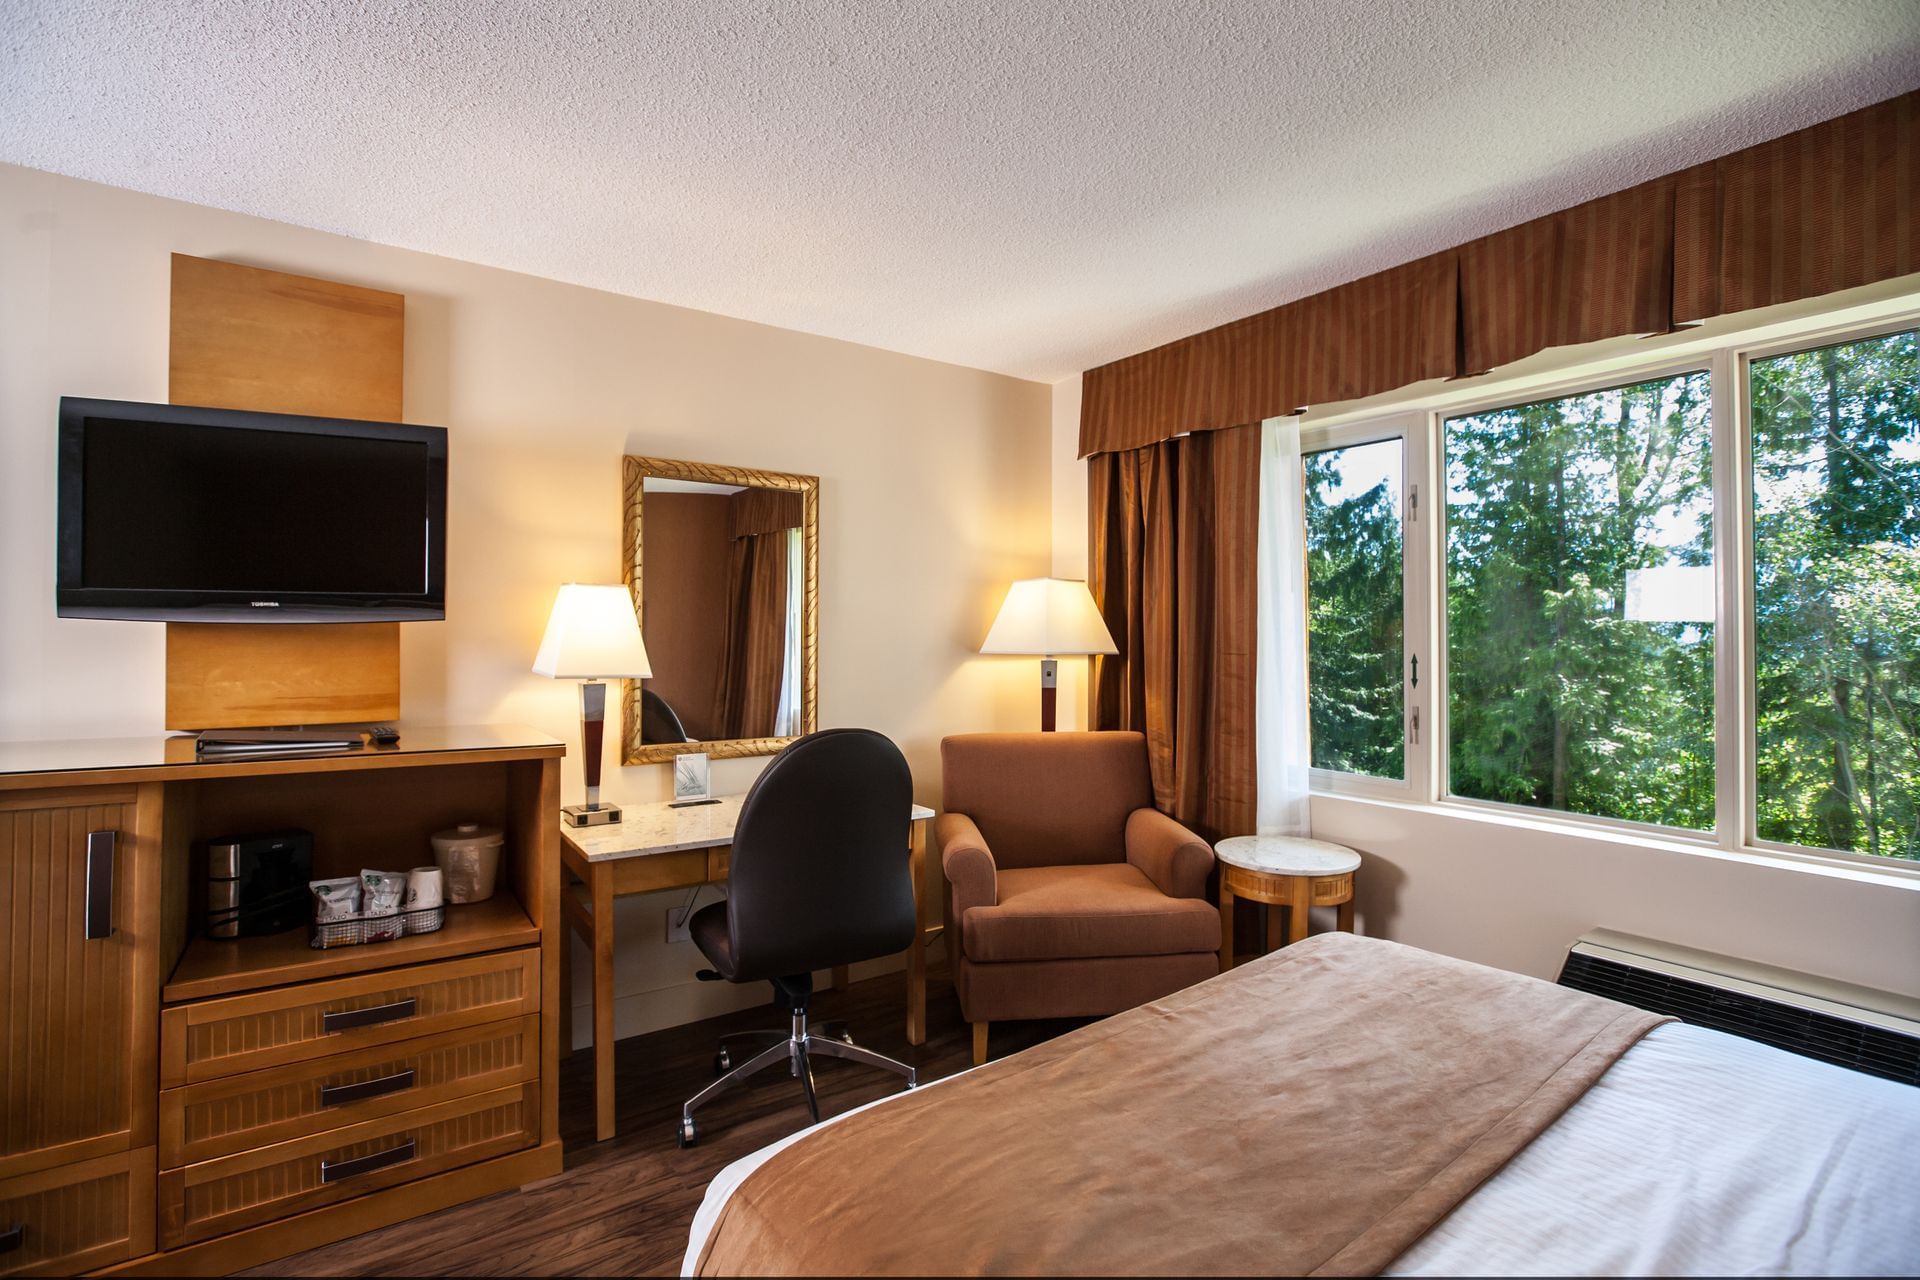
1430,357,1723,844
1735,315,1920,864
1298,412,1428,801
1286,291,1920,879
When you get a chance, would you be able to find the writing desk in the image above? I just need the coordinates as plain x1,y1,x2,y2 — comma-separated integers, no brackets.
560,795,938,1140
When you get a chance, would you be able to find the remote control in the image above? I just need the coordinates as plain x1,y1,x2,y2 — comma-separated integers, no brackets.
368,725,401,746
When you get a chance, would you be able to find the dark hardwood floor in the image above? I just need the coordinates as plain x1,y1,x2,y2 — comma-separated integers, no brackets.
247,966,1083,1277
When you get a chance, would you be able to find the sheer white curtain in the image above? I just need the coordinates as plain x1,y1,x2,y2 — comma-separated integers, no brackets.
1256,415,1312,836
774,527,804,737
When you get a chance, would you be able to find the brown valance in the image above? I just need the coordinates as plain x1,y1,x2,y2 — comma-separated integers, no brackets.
1080,88,1920,457
729,487,804,538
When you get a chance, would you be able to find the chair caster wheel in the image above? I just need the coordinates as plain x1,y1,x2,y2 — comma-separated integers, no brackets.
677,1116,699,1148
714,1049,731,1075
821,1020,854,1044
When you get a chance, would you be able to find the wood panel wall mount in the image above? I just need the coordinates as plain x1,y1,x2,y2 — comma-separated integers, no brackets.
164,254,407,731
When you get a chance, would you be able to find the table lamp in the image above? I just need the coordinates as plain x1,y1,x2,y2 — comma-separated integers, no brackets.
981,577,1118,731
534,583,652,827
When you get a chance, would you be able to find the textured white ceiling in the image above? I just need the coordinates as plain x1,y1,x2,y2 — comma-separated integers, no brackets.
4,2,1918,382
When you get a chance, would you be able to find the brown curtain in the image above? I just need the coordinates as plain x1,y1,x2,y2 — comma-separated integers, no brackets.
730,488,804,538
1459,175,1676,375
1675,89,1919,319
714,532,788,739
1080,88,1920,456
1088,425,1259,842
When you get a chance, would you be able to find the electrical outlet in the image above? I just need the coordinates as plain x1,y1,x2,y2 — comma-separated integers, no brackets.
666,906,694,944
666,905,694,944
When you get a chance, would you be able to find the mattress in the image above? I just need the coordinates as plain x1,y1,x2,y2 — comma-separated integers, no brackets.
685,1021,1920,1276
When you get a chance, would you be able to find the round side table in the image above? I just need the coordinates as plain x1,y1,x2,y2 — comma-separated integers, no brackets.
1215,835,1361,970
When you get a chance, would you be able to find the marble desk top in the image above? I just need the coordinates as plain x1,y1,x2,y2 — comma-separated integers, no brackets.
564,794,936,862
1214,834,1362,876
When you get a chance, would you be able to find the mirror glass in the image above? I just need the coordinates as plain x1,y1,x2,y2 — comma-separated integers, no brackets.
622,458,817,762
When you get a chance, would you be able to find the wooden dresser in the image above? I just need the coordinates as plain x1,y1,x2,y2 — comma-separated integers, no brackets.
0,727,564,1276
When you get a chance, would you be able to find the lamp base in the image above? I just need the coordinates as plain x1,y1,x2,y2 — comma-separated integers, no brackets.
562,803,623,828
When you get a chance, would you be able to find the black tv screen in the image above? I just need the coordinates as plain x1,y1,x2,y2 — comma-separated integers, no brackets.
57,398,447,622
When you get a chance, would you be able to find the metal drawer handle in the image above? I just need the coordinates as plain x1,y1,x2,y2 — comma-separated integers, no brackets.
323,997,417,1034
0,1222,22,1255
319,1138,416,1184
83,831,116,940
319,1068,417,1108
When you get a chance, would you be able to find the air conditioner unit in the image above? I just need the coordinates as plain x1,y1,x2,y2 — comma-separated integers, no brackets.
1558,929,1920,1087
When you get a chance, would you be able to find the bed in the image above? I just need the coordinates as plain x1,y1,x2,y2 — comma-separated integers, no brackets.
683,934,1920,1276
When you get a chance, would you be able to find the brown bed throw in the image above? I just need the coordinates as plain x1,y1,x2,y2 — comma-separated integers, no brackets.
693,933,1668,1277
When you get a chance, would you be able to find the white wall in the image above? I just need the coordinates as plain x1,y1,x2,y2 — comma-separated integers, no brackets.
0,164,1054,1040
1046,374,1920,999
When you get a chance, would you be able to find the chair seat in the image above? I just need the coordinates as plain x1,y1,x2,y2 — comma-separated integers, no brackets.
962,863,1218,963
690,900,737,978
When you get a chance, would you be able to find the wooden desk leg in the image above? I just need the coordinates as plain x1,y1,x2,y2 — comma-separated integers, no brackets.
1287,875,1313,945
1218,877,1235,972
906,820,927,1046
591,865,617,1143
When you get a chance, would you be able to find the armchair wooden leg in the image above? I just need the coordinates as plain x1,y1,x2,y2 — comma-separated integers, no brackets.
971,1021,989,1068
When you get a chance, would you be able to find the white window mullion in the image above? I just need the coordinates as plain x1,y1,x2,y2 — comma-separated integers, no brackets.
1710,347,1749,853
1407,414,1439,803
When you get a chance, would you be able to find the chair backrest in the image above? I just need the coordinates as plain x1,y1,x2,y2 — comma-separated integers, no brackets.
640,688,691,743
940,732,1154,869
726,727,916,981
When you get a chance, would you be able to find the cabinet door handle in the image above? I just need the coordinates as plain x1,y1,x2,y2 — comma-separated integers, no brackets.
83,830,116,940
323,998,417,1034
319,1138,416,1184
319,1068,416,1108
0,1222,23,1254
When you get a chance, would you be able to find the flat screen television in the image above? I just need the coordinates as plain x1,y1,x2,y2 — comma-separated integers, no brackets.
57,397,447,623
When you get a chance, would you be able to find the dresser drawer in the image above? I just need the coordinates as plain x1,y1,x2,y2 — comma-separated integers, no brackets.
158,1083,537,1249
162,949,539,1086
159,1015,540,1167
0,1148,154,1277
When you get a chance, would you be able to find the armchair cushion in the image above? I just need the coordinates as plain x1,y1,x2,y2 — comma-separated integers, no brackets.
1124,808,1214,900
937,812,997,923
960,864,1219,963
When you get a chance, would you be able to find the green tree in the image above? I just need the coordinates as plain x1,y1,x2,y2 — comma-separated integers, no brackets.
1445,373,1716,830
1751,329,1920,860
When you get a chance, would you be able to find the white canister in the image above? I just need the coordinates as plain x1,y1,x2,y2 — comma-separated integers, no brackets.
430,823,503,904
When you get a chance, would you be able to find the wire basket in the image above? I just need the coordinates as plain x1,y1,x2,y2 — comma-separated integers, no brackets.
310,904,446,949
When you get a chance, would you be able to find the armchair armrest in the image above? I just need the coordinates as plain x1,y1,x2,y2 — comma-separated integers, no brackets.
937,813,998,929
1125,808,1214,900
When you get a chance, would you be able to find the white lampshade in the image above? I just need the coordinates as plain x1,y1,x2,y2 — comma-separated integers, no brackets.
1624,565,1715,624
981,578,1118,657
532,584,653,679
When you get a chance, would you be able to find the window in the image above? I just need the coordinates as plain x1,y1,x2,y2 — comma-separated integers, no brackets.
1750,327,1920,861
1282,308,1920,869
1304,439,1405,780
1443,372,1716,829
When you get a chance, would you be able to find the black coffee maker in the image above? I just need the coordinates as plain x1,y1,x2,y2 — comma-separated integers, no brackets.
205,829,314,938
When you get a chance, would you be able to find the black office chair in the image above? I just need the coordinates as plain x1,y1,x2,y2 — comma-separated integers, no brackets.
640,688,693,744
677,727,919,1147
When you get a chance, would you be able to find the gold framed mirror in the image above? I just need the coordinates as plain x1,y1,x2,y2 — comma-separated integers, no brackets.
621,455,819,764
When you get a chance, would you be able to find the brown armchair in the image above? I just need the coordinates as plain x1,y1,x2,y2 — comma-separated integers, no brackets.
938,732,1219,1065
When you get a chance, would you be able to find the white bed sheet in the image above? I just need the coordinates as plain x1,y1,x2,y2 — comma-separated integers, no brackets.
684,1022,1920,1277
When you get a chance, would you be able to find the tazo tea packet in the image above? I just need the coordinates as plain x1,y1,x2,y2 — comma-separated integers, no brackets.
310,876,362,923
360,869,408,942
360,869,406,916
